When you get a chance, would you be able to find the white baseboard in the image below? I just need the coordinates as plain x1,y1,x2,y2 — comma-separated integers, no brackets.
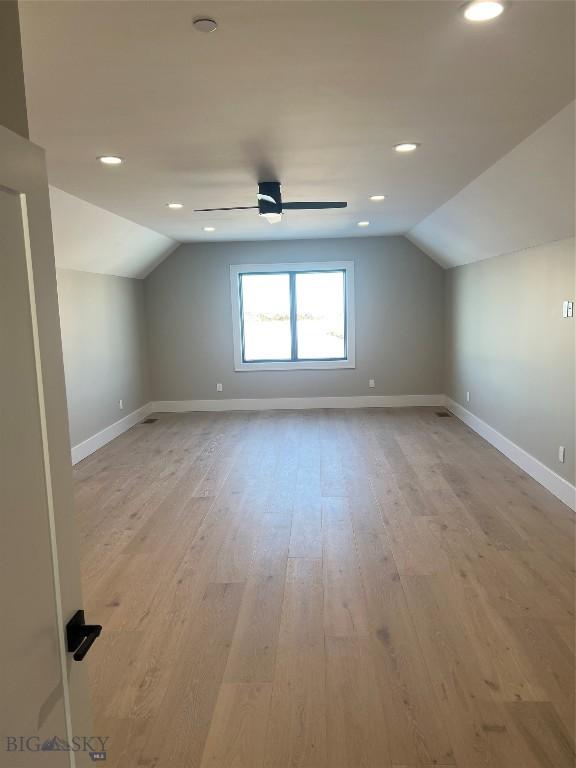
446,398,575,511
150,394,445,413
71,403,153,465
71,395,575,511
70,395,441,465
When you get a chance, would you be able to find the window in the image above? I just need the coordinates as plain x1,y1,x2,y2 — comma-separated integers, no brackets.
230,262,355,371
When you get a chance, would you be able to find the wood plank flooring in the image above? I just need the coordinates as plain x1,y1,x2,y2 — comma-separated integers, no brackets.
74,408,576,768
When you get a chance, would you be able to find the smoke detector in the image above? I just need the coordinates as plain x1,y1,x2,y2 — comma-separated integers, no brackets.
193,18,218,33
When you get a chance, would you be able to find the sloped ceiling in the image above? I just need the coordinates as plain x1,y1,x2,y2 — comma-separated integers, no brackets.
407,103,575,268
20,0,575,247
50,187,177,279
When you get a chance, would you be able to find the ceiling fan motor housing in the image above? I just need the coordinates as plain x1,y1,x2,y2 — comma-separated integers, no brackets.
258,181,282,214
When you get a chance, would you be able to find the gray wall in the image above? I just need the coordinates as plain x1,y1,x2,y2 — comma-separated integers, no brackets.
57,269,150,447
0,1,28,138
144,236,444,401
445,237,575,484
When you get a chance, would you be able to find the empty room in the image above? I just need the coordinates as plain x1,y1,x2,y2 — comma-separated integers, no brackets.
1,1,575,767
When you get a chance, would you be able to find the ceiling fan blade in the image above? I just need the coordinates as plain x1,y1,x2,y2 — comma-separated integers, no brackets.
282,201,348,210
194,206,258,212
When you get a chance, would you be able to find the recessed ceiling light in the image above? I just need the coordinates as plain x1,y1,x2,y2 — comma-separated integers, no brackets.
357,221,370,227
98,155,123,165
370,195,387,202
463,1,504,21
166,202,183,209
394,143,419,153
203,226,216,232
193,17,218,33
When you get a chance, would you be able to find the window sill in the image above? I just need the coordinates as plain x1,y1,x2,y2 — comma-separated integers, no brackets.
234,359,355,372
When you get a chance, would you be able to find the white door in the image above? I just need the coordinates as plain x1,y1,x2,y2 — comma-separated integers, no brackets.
0,124,95,767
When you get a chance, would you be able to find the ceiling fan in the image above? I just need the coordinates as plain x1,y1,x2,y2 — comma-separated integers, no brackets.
194,181,347,224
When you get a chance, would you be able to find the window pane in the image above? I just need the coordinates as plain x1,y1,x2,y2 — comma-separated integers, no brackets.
241,273,291,361
295,271,345,360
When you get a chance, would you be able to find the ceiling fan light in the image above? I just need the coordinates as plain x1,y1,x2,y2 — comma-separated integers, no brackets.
260,212,282,224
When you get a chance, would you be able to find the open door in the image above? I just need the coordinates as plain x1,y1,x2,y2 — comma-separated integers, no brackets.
0,124,96,766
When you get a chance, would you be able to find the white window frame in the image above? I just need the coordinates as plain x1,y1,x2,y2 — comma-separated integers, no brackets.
230,261,355,371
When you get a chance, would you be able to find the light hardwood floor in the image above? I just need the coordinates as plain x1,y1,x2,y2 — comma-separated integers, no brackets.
74,408,576,768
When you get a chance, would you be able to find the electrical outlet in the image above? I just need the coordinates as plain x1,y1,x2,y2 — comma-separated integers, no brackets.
466,391,470,403
558,446,565,463
216,383,223,392
369,379,375,388
118,399,124,410
562,300,573,318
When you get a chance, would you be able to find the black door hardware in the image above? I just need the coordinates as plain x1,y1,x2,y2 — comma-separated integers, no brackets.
66,610,102,661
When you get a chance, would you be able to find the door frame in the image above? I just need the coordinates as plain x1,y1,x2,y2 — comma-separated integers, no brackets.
1,123,93,765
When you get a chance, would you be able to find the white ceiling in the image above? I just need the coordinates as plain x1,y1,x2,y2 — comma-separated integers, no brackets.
19,0,575,251
49,187,177,278
408,102,576,267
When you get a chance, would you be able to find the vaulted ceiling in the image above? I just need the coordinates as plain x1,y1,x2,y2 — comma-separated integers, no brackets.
49,187,177,278
19,1,575,272
408,103,575,268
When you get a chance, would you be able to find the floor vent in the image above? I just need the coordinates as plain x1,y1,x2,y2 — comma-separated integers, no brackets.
435,411,452,417
141,418,158,424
